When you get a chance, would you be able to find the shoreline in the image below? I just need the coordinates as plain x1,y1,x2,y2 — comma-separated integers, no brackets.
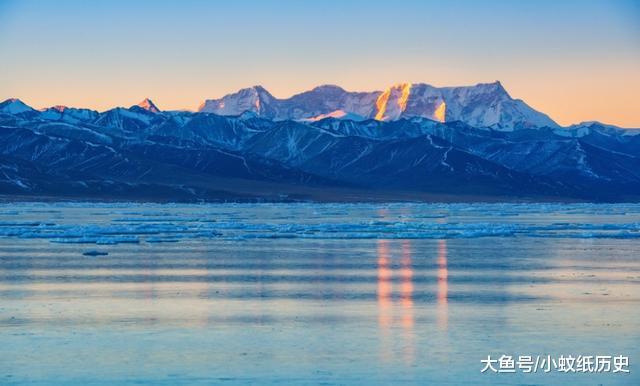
1,193,631,205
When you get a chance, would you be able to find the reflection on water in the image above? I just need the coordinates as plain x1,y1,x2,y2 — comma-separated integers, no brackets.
376,239,392,330
376,239,416,364
1,203,640,385
400,240,415,364
437,239,448,329
376,239,393,362
375,239,446,364
400,240,414,321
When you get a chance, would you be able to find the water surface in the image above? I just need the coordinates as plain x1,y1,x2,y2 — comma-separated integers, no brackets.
1,203,639,385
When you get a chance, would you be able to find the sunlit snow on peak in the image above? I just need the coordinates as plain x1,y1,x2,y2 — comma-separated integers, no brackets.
434,101,446,123
375,83,413,121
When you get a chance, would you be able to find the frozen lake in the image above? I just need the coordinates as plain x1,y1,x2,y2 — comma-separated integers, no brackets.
1,202,639,385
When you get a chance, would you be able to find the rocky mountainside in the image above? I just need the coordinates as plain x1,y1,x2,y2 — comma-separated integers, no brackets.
1,95,638,202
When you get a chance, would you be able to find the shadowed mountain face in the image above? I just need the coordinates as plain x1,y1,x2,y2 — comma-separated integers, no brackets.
0,96,639,202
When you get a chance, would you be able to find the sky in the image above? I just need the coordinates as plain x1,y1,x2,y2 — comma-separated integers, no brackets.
1,0,639,127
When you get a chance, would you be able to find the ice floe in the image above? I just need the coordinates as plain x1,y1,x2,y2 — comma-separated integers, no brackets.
0,202,639,244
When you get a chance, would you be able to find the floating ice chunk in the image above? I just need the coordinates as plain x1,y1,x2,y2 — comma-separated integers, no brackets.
146,237,181,243
82,250,109,256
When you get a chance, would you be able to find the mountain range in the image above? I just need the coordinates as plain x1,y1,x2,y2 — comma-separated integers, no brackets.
199,81,558,130
1,82,639,202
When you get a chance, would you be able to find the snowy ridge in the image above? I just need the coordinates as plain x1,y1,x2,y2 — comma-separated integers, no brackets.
198,81,559,131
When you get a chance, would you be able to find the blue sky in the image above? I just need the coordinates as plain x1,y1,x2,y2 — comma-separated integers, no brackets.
1,0,638,126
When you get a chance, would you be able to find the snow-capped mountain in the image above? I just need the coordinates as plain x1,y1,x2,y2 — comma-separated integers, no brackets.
400,82,559,130
198,86,277,117
198,81,558,131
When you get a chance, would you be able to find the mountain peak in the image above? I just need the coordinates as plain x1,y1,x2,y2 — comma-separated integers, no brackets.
251,85,268,92
199,86,276,116
50,105,68,113
136,98,161,113
311,84,346,92
235,85,271,96
0,98,34,114
247,85,275,100
479,80,507,93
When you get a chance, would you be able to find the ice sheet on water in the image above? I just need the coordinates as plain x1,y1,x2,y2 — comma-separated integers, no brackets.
1,202,640,244
50,236,140,244
146,236,182,243
112,217,216,223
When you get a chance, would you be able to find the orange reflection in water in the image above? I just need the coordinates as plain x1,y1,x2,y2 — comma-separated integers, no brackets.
400,240,415,364
377,239,392,330
436,239,448,329
400,240,414,327
376,239,416,364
